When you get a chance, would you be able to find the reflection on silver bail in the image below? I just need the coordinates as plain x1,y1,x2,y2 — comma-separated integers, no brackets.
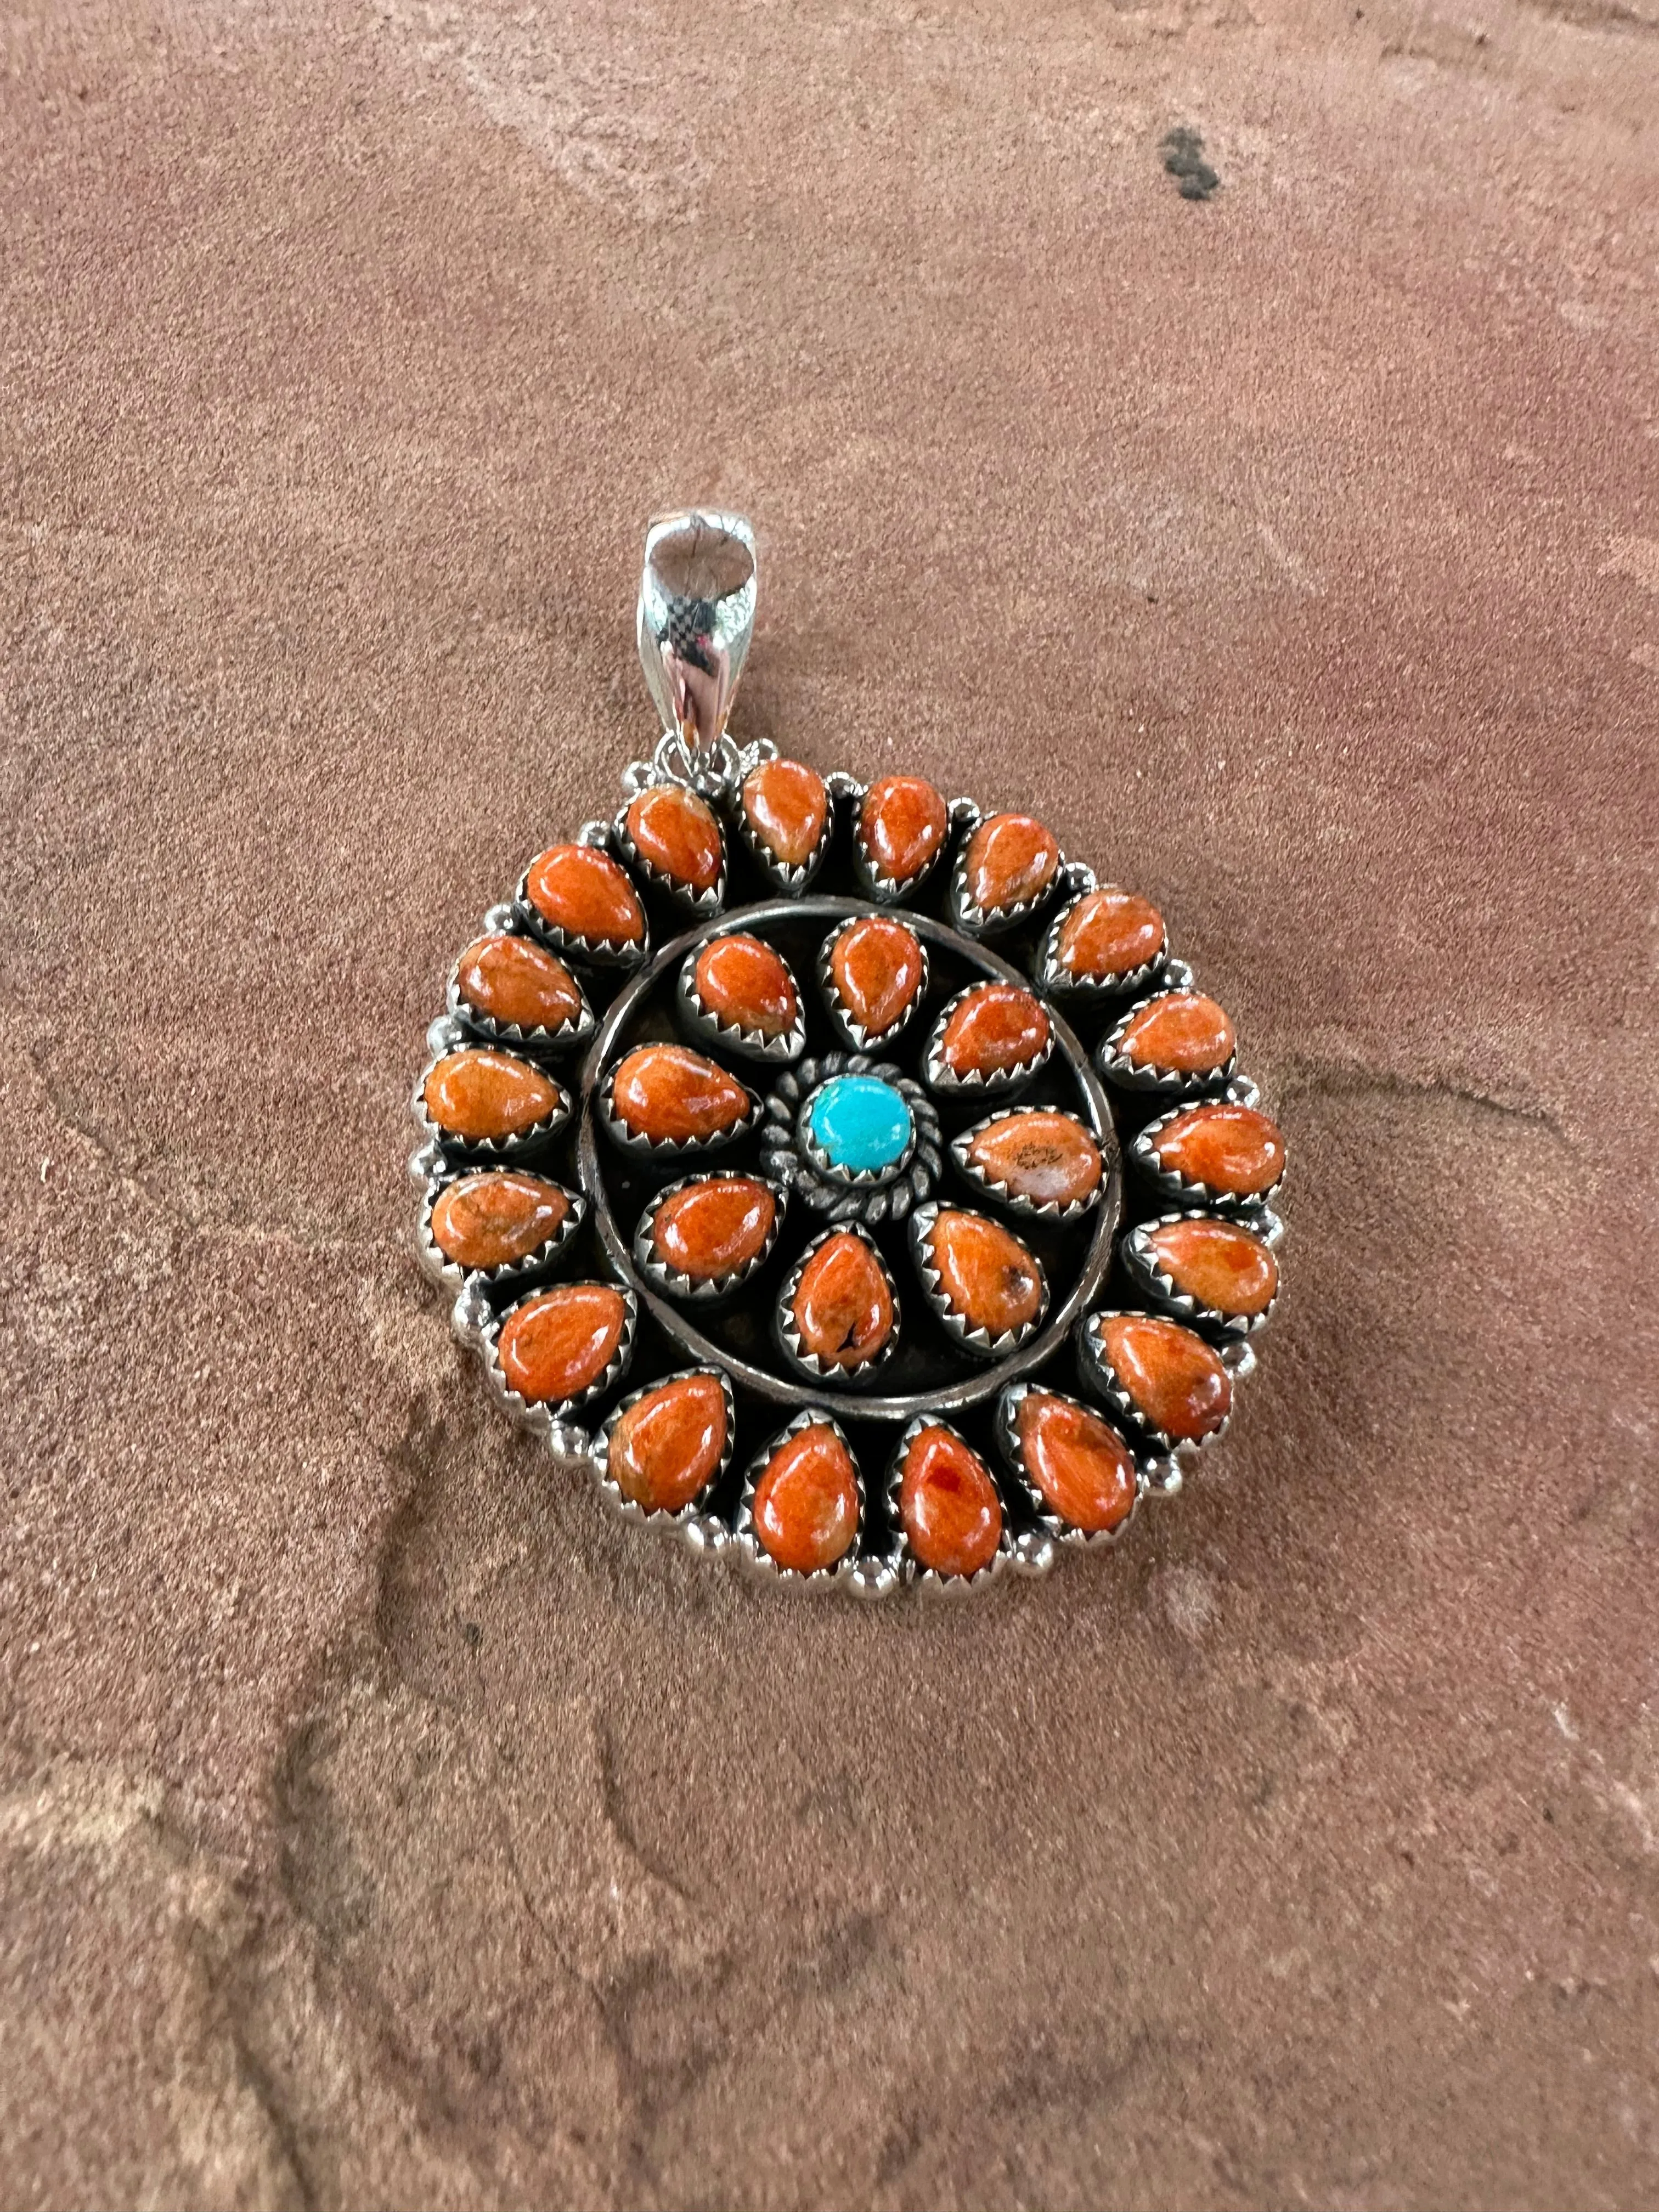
636,511,757,774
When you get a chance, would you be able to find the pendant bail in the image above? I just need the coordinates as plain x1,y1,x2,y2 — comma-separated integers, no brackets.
636,511,757,783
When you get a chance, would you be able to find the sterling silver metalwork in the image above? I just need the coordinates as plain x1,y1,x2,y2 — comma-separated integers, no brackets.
409,506,1288,1597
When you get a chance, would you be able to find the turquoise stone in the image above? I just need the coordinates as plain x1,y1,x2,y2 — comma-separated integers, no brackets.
809,1075,912,1175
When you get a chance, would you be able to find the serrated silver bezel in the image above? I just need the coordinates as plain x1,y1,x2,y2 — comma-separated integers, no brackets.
596,1051,762,1159
815,914,930,1052
921,981,1056,1101
1127,1099,1287,1214
614,792,728,915
848,780,964,906
1095,986,1238,1098
409,1045,573,1165
1030,884,1168,1003
675,934,808,1063
479,1279,639,1434
1073,1306,1235,1454
884,1415,1016,1592
948,1104,1104,1224
731,763,835,891
514,841,651,972
1119,1209,1281,1339
632,1171,788,1303
416,1169,587,1295
589,1364,737,1534
908,1199,1049,1361
771,1222,902,1386
945,814,1065,940
993,1380,1148,1550
445,930,598,1057
732,1407,866,1586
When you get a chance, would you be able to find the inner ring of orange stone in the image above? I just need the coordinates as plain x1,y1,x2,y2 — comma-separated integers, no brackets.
578,893,1123,1423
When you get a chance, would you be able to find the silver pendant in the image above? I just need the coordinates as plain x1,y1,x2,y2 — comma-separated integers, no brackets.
411,511,1288,1594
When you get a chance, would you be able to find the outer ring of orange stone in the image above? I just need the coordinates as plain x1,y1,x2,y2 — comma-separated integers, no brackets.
575,893,1123,1428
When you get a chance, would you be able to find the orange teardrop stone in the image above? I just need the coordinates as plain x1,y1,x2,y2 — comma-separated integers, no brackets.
753,1424,860,1572
1145,1216,1278,1318
455,934,584,1034
611,1046,752,1145
606,1371,725,1513
900,1425,1002,1577
1119,991,1235,1075
966,1111,1102,1209
741,758,828,867
791,1233,895,1368
926,1210,1043,1337
1016,1392,1137,1533
860,775,949,884
1057,887,1165,981
524,844,646,948
607,1372,728,1512
652,1177,776,1280
940,985,1050,1080
829,915,925,1038
424,1049,562,1144
625,785,724,892
1092,1314,1231,1441
498,1283,628,1404
1152,1102,1285,1197
964,812,1060,913
430,1171,571,1269
693,934,798,1038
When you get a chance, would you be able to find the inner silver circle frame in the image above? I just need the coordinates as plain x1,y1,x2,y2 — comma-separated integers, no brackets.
575,894,1122,1425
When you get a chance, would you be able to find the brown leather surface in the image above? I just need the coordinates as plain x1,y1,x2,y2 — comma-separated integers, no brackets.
3,0,1656,2203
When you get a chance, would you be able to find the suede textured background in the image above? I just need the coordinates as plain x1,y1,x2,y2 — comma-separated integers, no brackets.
2,1,1656,2205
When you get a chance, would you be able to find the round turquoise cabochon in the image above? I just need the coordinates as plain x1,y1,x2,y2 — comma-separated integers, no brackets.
807,1074,913,1175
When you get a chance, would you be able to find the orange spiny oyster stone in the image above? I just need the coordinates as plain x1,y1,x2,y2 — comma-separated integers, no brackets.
1057,887,1165,983
964,812,1060,913
966,1110,1102,1209
693,934,798,1039
498,1283,629,1405
455,933,584,1034
611,1045,752,1145
899,1425,1002,1577
607,1372,729,1513
926,1209,1043,1338
1152,1102,1285,1198
1016,1392,1137,1534
524,844,646,949
652,1176,776,1282
1091,1313,1231,1442
430,1170,571,1270
939,985,1050,1080
741,758,828,867
625,784,724,893
753,1424,860,1572
791,1232,895,1369
830,915,925,1038
1119,991,1235,1076
860,775,949,885
1146,1215,1278,1318
423,1048,563,1144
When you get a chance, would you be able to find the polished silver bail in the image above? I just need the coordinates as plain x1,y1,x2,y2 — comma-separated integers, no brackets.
636,511,757,766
